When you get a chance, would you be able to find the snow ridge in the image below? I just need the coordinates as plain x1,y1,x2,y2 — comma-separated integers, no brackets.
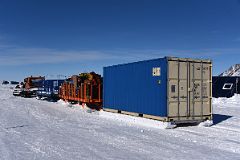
220,64,240,76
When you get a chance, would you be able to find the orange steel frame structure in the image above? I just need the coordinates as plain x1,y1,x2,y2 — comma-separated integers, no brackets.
59,72,102,110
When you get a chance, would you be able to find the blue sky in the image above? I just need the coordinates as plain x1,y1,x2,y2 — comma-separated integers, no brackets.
1,0,240,80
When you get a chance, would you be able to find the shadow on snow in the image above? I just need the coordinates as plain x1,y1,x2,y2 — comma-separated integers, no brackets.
176,114,232,128
212,114,232,126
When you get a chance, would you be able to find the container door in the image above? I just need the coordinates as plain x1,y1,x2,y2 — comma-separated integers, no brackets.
168,60,212,120
168,61,188,118
189,62,211,118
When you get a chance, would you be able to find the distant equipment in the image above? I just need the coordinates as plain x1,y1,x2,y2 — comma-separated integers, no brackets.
2,80,9,85
10,81,19,85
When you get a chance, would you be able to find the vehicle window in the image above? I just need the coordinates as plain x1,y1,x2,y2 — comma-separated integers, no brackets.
222,83,233,90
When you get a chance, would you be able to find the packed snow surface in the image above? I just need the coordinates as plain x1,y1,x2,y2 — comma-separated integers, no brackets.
0,85,239,160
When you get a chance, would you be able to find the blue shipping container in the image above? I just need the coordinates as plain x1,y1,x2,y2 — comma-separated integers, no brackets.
37,79,65,99
103,57,212,123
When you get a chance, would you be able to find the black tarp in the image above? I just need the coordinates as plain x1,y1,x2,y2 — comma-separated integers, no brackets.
213,76,240,98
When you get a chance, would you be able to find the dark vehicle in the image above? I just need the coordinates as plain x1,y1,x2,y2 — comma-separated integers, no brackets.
2,80,9,85
10,81,19,85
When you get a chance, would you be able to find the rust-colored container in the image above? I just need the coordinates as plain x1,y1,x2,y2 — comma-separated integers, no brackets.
24,76,45,90
59,72,102,110
21,76,45,97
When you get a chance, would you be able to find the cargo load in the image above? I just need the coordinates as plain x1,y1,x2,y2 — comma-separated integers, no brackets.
59,72,102,110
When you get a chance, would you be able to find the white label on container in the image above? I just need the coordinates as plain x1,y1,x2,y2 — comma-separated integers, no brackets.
152,67,161,76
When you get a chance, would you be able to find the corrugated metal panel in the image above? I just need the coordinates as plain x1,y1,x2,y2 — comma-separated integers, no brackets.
167,58,212,121
104,57,168,117
41,80,64,93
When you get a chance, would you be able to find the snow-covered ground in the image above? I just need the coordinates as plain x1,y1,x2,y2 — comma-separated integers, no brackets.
0,85,239,160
